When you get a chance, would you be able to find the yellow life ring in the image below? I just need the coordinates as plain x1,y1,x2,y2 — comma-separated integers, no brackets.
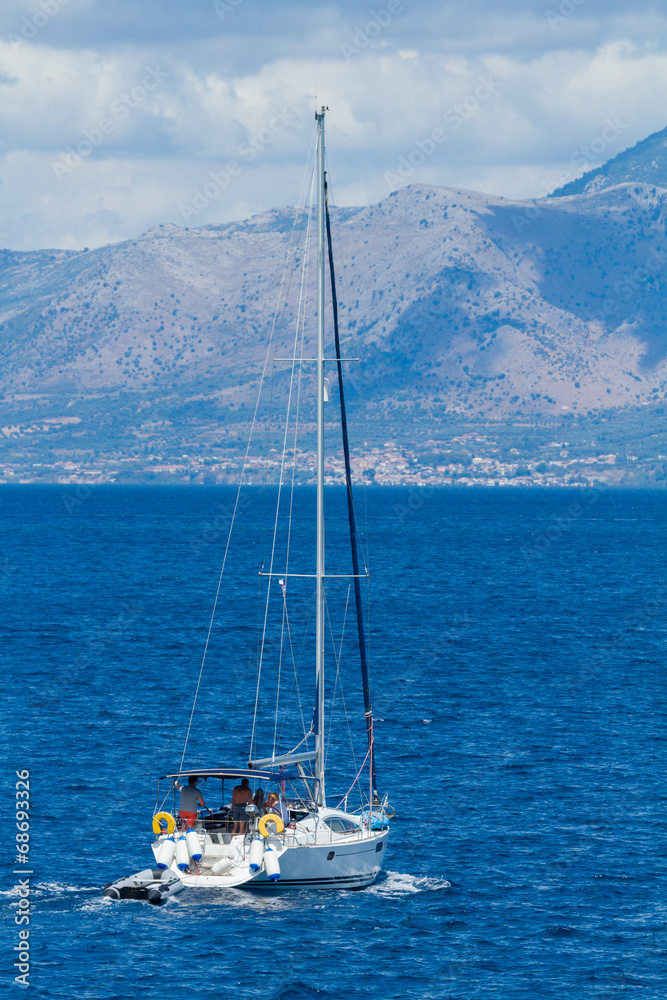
258,813,285,838
152,811,176,835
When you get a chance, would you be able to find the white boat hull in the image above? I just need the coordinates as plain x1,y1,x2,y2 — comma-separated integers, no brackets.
152,823,388,891
241,832,387,890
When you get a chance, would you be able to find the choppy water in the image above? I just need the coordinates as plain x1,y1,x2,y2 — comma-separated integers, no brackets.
2,485,666,998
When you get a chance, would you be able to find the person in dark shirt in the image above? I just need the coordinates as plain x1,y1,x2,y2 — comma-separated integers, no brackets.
174,775,205,829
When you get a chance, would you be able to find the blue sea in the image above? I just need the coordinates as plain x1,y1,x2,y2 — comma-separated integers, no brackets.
2,485,666,999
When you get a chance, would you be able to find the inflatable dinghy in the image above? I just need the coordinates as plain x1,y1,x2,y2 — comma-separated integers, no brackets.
103,868,184,905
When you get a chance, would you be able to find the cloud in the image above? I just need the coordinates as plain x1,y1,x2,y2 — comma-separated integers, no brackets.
1,1,667,249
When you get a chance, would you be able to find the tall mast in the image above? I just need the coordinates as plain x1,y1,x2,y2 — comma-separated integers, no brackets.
315,106,326,807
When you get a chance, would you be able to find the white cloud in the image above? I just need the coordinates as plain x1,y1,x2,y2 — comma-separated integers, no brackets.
1,3,667,248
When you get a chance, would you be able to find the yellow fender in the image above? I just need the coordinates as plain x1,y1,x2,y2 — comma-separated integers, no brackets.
152,811,176,835
258,813,284,838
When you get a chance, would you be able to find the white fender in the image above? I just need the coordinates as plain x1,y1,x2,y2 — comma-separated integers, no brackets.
156,837,176,870
209,856,234,875
248,838,265,872
264,845,280,882
175,837,190,872
185,829,202,861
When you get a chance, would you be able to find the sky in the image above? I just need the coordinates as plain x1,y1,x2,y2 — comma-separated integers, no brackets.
2,0,667,250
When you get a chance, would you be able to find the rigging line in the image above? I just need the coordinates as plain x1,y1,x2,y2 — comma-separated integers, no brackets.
181,163,314,771
334,589,361,790
257,362,276,687
283,729,315,755
274,202,310,752
322,591,342,773
333,736,373,811
323,587,358,782
256,180,315,749
325,176,377,796
156,784,174,815
325,162,371,576
277,589,316,745
251,193,314,763
258,128,316,586
266,195,313,745
270,238,310,754
272,595,287,756
264,130,317,399
323,180,368,571
275,205,312,746
324,162,370,573
273,585,302,744
250,167,316,763
326,595,361,794
322,157,354,322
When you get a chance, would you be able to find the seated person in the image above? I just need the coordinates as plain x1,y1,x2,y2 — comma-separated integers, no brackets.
174,775,205,829
264,791,289,824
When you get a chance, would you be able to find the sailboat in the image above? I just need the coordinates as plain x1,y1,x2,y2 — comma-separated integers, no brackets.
118,108,391,895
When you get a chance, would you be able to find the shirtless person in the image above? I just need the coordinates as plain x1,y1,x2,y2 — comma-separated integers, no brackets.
231,777,253,836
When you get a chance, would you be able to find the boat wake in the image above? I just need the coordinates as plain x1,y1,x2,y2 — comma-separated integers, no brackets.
0,881,98,898
368,871,451,896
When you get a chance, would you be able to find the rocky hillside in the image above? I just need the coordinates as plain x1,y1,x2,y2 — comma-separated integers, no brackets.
2,174,667,481
551,125,667,198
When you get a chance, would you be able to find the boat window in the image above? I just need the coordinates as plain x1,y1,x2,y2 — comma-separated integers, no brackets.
323,817,359,834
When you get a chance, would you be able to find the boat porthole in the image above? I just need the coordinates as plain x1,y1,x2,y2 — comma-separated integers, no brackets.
375,841,383,852
327,851,335,861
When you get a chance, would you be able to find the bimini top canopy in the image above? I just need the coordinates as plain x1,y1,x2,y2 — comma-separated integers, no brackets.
162,767,308,782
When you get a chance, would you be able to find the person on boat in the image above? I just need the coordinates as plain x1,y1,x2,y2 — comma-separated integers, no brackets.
265,791,289,824
174,775,205,829
231,777,253,835
253,787,265,811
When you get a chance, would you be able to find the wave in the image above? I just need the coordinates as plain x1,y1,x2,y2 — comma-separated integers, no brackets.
368,870,451,896
0,880,97,898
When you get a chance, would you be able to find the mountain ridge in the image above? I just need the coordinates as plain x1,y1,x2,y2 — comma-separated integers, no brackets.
550,125,667,198
3,165,667,483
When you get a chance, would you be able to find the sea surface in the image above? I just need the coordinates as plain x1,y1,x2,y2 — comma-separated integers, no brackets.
2,485,666,999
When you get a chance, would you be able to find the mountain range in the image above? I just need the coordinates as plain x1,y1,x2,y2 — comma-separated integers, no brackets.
2,125,667,484
551,125,667,198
